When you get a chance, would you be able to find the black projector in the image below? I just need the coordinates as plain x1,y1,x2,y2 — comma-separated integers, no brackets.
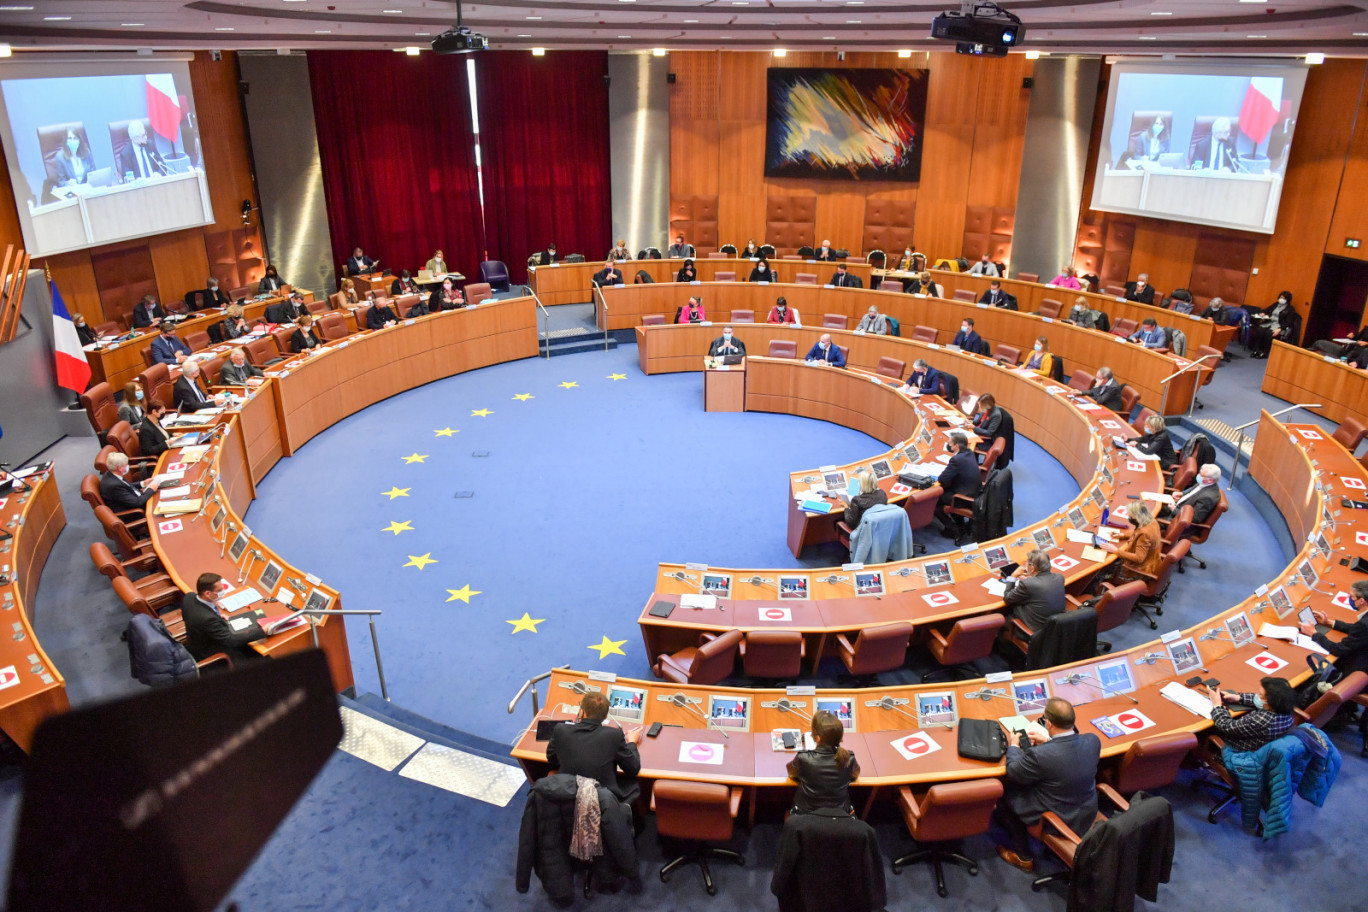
432,28,489,54
931,9,1024,55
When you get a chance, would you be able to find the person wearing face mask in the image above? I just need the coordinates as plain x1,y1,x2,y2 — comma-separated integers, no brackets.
221,303,250,340
768,296,798,325
909,271,940,298
904,358,944,395
73,313,98,346
1066,297,1101,330
99,452,156,513
1081,366,1124,410
968,253,999,277
856,306,887,335
1161,463,1221,524
978,280,1017,310
182,572,267,665
138,401,173,459
1123,272,1156,306
1299,580,1368,677
118,381,147,429
1206,677,1297,753
1128,415,1178,470
805,333,846,367
1249,290,1301,358
53,128,96,190
131,294,167,330
814,238,836,262
1096,501,1163,581
675,258,697,283
150,324,191,366
748,257,773,282
202,277,231,311
740,239,761,259
1049,266,1081,290
896,249,925,273
607,239,631,262
830,263,862,288
677,296,706,324
258,265,286,295
535,243,558,267
1127,115,1170,163
433,278,464,311
951,318,982,352
708,326,746,358
1024,335,1056,377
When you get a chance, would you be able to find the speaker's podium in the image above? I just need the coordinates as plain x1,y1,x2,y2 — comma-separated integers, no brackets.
704,356,745,412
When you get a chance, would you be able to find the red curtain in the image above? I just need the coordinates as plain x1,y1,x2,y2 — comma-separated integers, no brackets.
474,52,612,284
307,52,484,286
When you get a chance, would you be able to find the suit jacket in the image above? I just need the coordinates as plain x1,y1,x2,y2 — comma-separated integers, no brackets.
219,361,263,385
1131,327,1168,349
908,366,944,395
1004,731,1102,839
979,288,1016,309
1128,131,1170,162
1083,379,1124,411
150,335,191,365
1313,611,1368,675
366,303,399,330
855,313,887,334
264,299,304,325
748,266,774,282
346,255,376,276
131,302,167,328
1117,521,1164,578
203,287,231,310
814,248,837,261
258,275,285,295
53,152,96,185
592,267,623,288
99,472,153,513
180,593,266,664
116,142,167,180
829,272,862,288
138,420,171,459
771,809,886,912
544,719,640,801
1173,482,1220,524
666,243,692,258
390,277,419,296
1004,571,1067,632
291,328,322,353
708,336,746,357
805,342,845,367
117,402,146,429
951,330,982,351
937,448,981,501
173,375,215,412
675,267,697,283
1190,135,1238,172
1124,282,1156,306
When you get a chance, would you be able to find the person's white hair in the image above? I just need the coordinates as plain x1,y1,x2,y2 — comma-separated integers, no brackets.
1199,464,1221,483
106,452,129,473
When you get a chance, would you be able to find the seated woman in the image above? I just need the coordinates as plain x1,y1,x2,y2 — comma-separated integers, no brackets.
676,258,698,283
221,303,250,340
291,314,323,353
1248,291,1298,359
1023,335,1056,377
677,296,706,324
258,264,286,295
339,278,360,306
748,258,774,282
786,710,860,815
767,296,798,325
432,278,464,311
52,128,95,190
137,401,172,458
909,271,940,297
117,381,146,430
1097,502,1163,581
1130,414,1177,469
1049,266,1082,290
739,238,761,259
1207,677,1297,753
896,249,925,272
843,471,888,529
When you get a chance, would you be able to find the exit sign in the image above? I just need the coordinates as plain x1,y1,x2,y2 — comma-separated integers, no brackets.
1348,239,1362,249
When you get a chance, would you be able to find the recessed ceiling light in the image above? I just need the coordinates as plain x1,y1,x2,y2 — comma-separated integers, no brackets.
1137,36,1157,40
1150,10,1172,15
1247,34,1267,38
531,47,545,56
823,36,836,40
1305,52,1326,64
773,48,786,57
618,35,630,39
517,34,531,37
846,20,862,24
214,27,235,31
652,48,667,56
404,46,420,55
684,19,697,23
314,29,332,34
0,44,10,57
415,32,429,36
1239,0,1267,4
0,5,34,10
383,8,403,12
42,15,71,20
1356,32,1368,36
121,23,145,27
526,16,541,20
897,49,911,58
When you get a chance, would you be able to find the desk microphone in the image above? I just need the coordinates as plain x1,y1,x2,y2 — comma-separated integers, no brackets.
286,576,309,595
669,692,727,739
955,551,986,569
241,548,266,583
192,493,221,524
1054,672,1139,704
818,574,851,587
1200,627,1270,650
889,566,922,578
219,521,238,558
1133,651,1164,666
745,576,777,590
772,698,813,722
963,687,1014,703
865,695,922,725
668,571,702,591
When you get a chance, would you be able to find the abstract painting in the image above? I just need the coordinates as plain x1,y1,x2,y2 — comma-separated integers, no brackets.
765,68,928,181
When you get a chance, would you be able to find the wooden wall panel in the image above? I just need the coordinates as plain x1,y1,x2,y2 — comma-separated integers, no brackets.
149,229,211,307
965,54,1034,210
1129,221,1200,298
1325,70,1368,264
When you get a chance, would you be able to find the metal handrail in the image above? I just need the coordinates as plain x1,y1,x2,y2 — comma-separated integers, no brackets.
592,283,611,352
524,285,551,359
293,608,390,701
1227,403,1322,488
507,668,558,716
1157,353,1220,416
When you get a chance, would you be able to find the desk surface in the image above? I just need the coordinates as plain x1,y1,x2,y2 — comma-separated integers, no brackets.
1261,340,1368,427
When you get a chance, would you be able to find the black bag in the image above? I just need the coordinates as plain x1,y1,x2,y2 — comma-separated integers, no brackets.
898,472,937,490
957,718,1006,761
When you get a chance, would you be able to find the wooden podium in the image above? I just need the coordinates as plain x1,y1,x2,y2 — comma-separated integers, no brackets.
704,357,745,412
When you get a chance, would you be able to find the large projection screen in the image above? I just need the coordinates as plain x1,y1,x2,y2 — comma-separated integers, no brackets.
0,56,213,257
1090,59,1308,235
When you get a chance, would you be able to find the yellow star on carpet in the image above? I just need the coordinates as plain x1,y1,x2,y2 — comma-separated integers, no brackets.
558,381,579,389
382,486,411,500
402,453,429,464
382,520,414,535
445,584,482,603
587,635,627,659
607,373,627,381
434,427,459,437
507,612,544,634
403,553,438,570
513,393,535,401
470,408,494,417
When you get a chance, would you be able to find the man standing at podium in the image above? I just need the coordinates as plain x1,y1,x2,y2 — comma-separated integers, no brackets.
708,327,746,358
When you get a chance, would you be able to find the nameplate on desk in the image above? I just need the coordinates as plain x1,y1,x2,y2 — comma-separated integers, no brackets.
975,302,988,310
404,319,415,326
1160,629,1182,644
690,280,701,285
1187,314,1202,321
1115,336,1126,342
1041,316,1054,324
960,543,977,554
786,685,817,696
926,342,940,349
685,562,709,571
985,671,1014,684
587,670,617,683
841,562,864,572
756,280,769,285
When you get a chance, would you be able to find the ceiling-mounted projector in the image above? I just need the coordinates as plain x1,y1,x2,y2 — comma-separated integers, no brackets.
931,3,1024,57
432,26,488,54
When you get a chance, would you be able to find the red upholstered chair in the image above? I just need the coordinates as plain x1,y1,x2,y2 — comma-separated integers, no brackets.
921,615,1005,681
202,357,225,386
1333,416,1367,452
1067,370,1095,392
464,282,492,305
1111,317,1138,338
641,314,667,326
306,299,328,317
1119,385,1141,418
112,576,185,640
272,327,296,355
1037,299,1063,319
768,340,798,359
184,330,210,352
94,505,159,570
1075,579,1147,652
1165,457,1197,495
953,289,975,302
319,313,349,341
652,629,742,685
1295,671,1368,727
977,437,1005,483
724,309,753,324
1017,272,1040,284
94,445,117,475
835,621,914,678
1131,539,1188,629
876,357,906,380
739,630,804,679
79,382,119,439
893,780,1004,898
651,780,745,895
80,474,145,525
328,291,348,310
836,344,849,365
244,336,284,367
707,251,728,258
141,346,156,369
993,343,1021,366
713,271,736,281
90,542,180,611
1099,732,1199,796
794,273,818,285
106,420,156,468
94,320,120,336
1031,783,1131,890
138,363,174,411
903,484,941,544
1131,406,1159,437
1181,490,1227,571
823,314,848,330
910,325,938,344
1104,283,1126,297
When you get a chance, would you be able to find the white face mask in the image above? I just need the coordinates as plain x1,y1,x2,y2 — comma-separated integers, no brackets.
723,332,732,341
1034,343,1043,352
960,325,969,334
1152,122,1163,135
67,137,80,152
135,390,144,400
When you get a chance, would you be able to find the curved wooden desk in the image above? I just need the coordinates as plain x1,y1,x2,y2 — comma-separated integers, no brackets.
0,472,69,751
627,286,1200,415
1261,339,1368,427
514,413,1365,812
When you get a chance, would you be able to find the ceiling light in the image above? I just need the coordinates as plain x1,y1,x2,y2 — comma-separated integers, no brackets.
1247,34,1266,38
531,47,545,56
0,44,10,58
0,6,34,10
42,15,71,20
845,20,862,24
1305,52,1325,64
897,49,912,58
314,29,332,34
618,35,630,39
652,48,667,56
415,32,429,36
517,34,531,37
823,36,836,40
1150,10,1172,15
525,16,541,19
405,46,420,55
1137,36,1157,40
773,48,786,57
1025,50,1041,59
383,8,403,12
1355,32,1368,37
121,23,145,27
684,19,698,23
1239,0,1267,3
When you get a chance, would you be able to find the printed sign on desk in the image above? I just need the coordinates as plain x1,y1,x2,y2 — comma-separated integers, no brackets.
1332,591,1352,610
678,741,726,765
1247,652,1288,673
1126,461,1147,472
1110,709,1157,734
0,665,18,690
157,520,183,535
164,462,188,473
1100,420,1123,430
890,731,942,761
1297,429,1323,440
1051,555,1080,572
1356,531,1368,547
889,483,912,496
758,607,793,622
921,591,959,608
1344,477,1366,491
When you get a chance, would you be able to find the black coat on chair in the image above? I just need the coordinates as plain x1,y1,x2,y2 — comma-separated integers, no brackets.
772,808,886,912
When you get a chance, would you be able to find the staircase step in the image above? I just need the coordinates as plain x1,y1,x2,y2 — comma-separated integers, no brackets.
341,694,518,767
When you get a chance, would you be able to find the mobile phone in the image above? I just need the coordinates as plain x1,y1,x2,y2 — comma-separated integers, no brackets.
1185,676,1204,688
782,731,796,749
1127,494,1140,500
647,721,663,738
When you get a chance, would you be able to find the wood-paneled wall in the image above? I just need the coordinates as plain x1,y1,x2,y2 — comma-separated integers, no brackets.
0,51,263,326
668,51,1034,259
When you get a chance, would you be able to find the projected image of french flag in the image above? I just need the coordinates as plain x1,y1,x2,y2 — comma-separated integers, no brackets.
1239,76,1282,145
145,73,182,144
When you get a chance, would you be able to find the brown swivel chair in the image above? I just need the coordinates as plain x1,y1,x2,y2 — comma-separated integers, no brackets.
1165,457,1197,495
80,474,146,525
1067,370,1095,392
651,780,745,895
729,309,755,323
910,325,937,344
836,344,849,365
652,629,742,685
1180,491,1227,571
1037,299,1063,319
1018,272,1040,284
305,299,328,317
893,779,1004,897
1111,317,1138,338
79,382,119,441
876,357,906,380
94,505,159,570
112,577,186,640
993,343,1021,366
1295,671,1368,727
94,445,118,475
902,484,941,549
1098,732,1198,796
272,327,297,355
835,621,914,680
823,314,848,330
794,273,818,285
739,630,804,679
201,357,225,386
713,271,736,282
1131,406,1159,437
244,336,284,367
768,340,798,359
921,614,1005,682
328,291,347,310
1119,385,1141,419
1158,506,1193,556
641,314,667,326
141,346,156,370
106,420,148,459
464,281,493,304
93,320,120,336
1332,416,1367,452
1030,782,1130,891
319,313,349,341
1073,579,1147,652
977,437,1005,483
184,330,210,352
1130,540,1188,629
91,542,180,611
139,362,174,410
953,289,975,302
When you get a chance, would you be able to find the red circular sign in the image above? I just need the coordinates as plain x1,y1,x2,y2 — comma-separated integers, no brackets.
902,736,930,754
764,608,785,619
929,594,949,605
1117,713,1144,730
688,744,715,760
1255,655,1278,670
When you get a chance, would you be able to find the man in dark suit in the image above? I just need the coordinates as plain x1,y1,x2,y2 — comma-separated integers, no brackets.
804,334,846,367
173,361,224,412
951,318,982,352
149,324,191,366
1301,580,1368,677
391,270,419,296
1189,117,1238,172
829,263,862,288
116,119,167,181
904,358,944,395
708,327,746,358
1080,366,1124,411
1165,464,1221,523
535,244,558,266
994,698,1101,872
814,239,837,261
1002,550,1067,634
181,572,267,665
99,452,155,513
1123,273,1156,306
366,299,400,330
131,295,166,329
219,349,263,386
979,281,1016,310
203,278,231,310
264,292,306,325
545,691,642,802
346,247,377,276
592,259,623,288
933,432,982,544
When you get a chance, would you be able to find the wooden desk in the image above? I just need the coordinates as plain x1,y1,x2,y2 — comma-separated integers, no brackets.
1261,340,1368,427
349,272,396,298
0,472,69,751
703,358,745,412
529,258,874,307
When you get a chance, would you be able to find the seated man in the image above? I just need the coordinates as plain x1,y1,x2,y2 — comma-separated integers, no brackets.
131,295,166,329
1311,324,1368,359
1002,550,1066,634
99,452,155,513
855,305,887,335
904,358,944,396
150,324,191,366
182,572,267,664
1206,677,1297,753
968,253,999,277
390,270,419,296
708,326,746,358
264,292,306,326
1164,463,1221,524
1129,317,1168,349
979,280,1016,309
535,243,558,266
545,691,642,802
994,698,1101,873
843,471,888,529
1123,273,1156,306
173,361,228,412
366,298,400,330
666,234,690,259
830,263,862,288
346,246,377,276
805,334,845,367
951,318,982,352
592,258,623,288
219,348,264,385
1300,580,1368,677
932,431,981,544
1079,366,1124,411
814,239,837,261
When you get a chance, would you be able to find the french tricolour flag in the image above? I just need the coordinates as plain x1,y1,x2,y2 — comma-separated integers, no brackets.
146,74,181,143
1238,77,1282,145
51,282,91,393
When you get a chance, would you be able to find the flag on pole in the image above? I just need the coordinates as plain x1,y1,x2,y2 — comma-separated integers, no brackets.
1238,77,1282,145
50,282,91,393
145,74,182,143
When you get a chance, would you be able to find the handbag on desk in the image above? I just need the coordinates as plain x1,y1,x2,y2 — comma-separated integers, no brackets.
956,718,1006,761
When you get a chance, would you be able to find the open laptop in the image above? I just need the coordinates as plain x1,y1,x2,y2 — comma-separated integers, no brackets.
87,167,115,188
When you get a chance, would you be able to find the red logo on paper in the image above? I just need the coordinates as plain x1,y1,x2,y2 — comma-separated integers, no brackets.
1117,713,1144,730
688,744,715,761
902,735,930,755
1255,655,1280,670
927,593,952,606
1344,477,1366,490
1357,531,1368,546
159,520,183,534
1333,592,1351,609
763,608,786,619
0,667,17,689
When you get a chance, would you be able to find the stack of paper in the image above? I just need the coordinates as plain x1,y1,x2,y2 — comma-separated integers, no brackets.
999,715,1049,741
681,594,720,611
219,587,264,613
1160,682,1214,719
153,497,201,516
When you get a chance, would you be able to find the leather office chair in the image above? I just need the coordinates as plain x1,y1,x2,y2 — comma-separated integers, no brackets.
768,340,798,359
902,484,941,549
893,779,1003,897
835,621,914,680
141,346,156,370
94,445,117,475
202,357,225,386
707,251,728,259
94,505,159,570
1111,317,1138,338
1098,732,1198,796
876,356,905,380
80,474,146,525
652,629,742,685
958,389,978,413
305,299,328,317
1119,385,1141,418
138,363,174,410
797,245,816,258
738,630,804,680
464,281,493,305
1131,406,1159,437
479,260,511,293
112,576,186,640
641,314,667,326
977,438,1004,483
714,271,736,281
1181,491,1227,570
1020,608,1097,671
272,327,297,355
651,780,744,895
328,291,347,310
1332,416,1367,452
1067,370,1095,392
106,420,155,465
206,321,225,345
1037,299,1063,319
1295,671,1367,728
836,344,850,366
921,614,1005,682
165,298,189,316
94,320,120,336
794,273,818,285
719,244,738,255
823,314,848,330
910,325,937,344
244,336,284,367
1073,580,1147,652
91,542,180,611
1166,457,1197,495
79,382,120,441
1030,782,1131,892
953,289,975,302
1017,272,1040,283
229,285,252,301
993,343,1021,366
728,309,754,323
1130,540,1188,629
319,313,349,342
759,244,776,259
